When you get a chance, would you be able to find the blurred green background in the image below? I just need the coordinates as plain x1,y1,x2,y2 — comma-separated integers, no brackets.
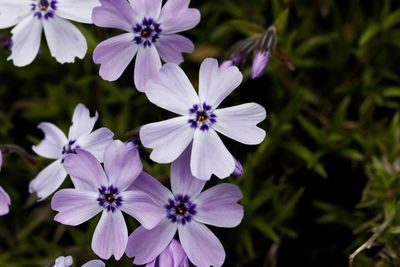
1,0,400,266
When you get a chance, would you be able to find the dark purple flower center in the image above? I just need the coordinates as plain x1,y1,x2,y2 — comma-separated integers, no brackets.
133,18,162,48
32,0,57,20
97,185,123,213
61,140,79,163
188,103,217,131
165,194,196,225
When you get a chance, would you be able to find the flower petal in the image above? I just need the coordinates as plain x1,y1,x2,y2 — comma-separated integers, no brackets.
194,183,243,227
0,186,11,216
214,103,266,145
32,122,67,159
63,149,108,189
131,172,173,207
53,256,73,267
68,103,99,140
145,63,199,115
147,239,189,267
0,0,32,28
56,0,99,24
129,0,162,19
198,58,242,108
29,159,67,201
155,34,194,64
191,129,235,180
77,127,114,162
43,16,87,64
134,46,162,92
93,33,137,81
92,210,128,260
126,219,177,265
158,0,200,34
81,260,105,267
120,190,164,229
104,141,142,191
92,0,139,31
171,145,205,198
140,117,194,163
8,15,42,67
52,189,101,226
178,221,225,267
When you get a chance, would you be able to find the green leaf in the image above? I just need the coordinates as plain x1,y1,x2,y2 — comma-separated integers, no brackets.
228,20,265,36
273,8,289,33
382,9,400,30
359,23,380,46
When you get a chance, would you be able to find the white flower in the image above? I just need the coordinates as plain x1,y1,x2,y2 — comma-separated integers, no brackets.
30,103,114,200
0,0,99,66
140,58,267,180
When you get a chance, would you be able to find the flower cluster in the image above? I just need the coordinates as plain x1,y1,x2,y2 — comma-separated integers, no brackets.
0,0,268,266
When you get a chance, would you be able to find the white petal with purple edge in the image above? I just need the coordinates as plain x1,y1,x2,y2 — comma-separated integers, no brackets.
68,104,98,140
104,141,142,191
63,149,108,189
171,145,205,198
191,129,235,180
0,186,10,216
129,0,162,19
8,15,42,67
214,103,267,145
134,46,162,92
29,159,67,201
198,58,243,108
81,260,105,267
131,172,173,207
77,127,114,162
92,0,139,31
158,0,200,34
120,190,164,229
52,189,101,226
194,183,243,227
0,0,32,28
56,0,100,24
155,34,194,64
145,63,199,115
93,33,137,81
43,15,87,64
140,117,194,163
126,219,177,265
178,221,225,267
92,210,128,260
32,122,67,159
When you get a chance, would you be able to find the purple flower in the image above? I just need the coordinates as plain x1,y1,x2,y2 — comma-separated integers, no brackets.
140,58,267,180
125,147,244,267
92,0,200,92
251,50,270,79
81,260,105,267
51,140,165,260
219,55,243,71
0,0,99,66
145,239,189,267
30,103,114,201
53,256,105,267
0,151,11,216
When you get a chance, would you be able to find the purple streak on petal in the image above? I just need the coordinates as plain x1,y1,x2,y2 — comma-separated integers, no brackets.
129,0,162,19
0,186,11,216
63,149,108,189
92,0,139,31
232,158,244,177
178,221,225,267
52,189,101,226
171,145,205,198
194,183,243,228
251,50,270,79
126,219,177,265
120,190,165,229
103,140,142,191
131,172,173,207
158,0,200,34
155,34,194,64
146,239,189,267
92,210,128,260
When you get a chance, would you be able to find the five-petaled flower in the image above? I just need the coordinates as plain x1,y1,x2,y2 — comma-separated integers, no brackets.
52,141,165,260
30,103,114,200
126,147,244,267
92,0,200,92
140,58,267,180
0,0,99,66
